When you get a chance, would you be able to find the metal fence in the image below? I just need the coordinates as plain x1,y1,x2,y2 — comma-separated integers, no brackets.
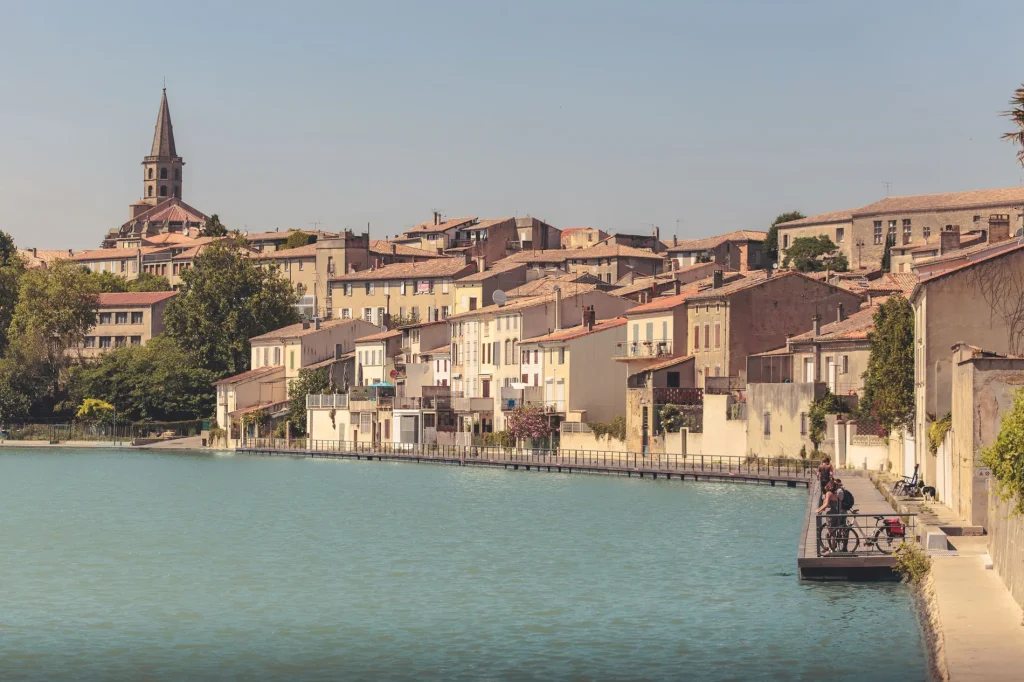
2,420,203,444
243,438,821,479
815,512,917,557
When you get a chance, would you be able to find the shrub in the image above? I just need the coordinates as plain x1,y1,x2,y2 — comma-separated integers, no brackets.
928,412,952,455
894,542,931,584
481,431,514,447
981,387,1024,515
590,415,627,442
659,404,684,433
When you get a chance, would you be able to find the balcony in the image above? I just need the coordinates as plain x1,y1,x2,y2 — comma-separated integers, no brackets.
613,339,673,359
704,376,745,395
454,397,493,412
652,387,703,406
306,393,349,409
525,400,565,414
500,387,523,411
395,394,453,410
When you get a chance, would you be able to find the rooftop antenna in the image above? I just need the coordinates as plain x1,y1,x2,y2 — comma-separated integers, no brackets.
882,180,892,196
309,221,323,231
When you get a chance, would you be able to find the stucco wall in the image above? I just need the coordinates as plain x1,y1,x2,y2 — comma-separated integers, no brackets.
987,491,1024,612
699,394,746,457
746,381,825,458
559,430,628,453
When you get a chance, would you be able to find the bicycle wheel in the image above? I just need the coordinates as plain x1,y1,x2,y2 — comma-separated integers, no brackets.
818,523,838,553
840,527,861,554
873,527,899,554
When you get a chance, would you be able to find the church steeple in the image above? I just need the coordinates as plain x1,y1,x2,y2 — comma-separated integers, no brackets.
150,88,177,157
139,87,185,208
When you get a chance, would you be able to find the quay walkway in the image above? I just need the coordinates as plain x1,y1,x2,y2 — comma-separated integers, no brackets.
239,438,816,487
798,473,913,580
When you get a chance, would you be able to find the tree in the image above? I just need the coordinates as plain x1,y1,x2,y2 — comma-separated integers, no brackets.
128,272,172,292
164,241,299,377
86,269,171,293
782,235,848,272
89,270,131,293
286,366,330,435
808,389,849,450
981,388,1024,515
1001,85,1024,166
68,336,217,422
764,211,805,265
659,404,685,433
387,313,419,330
860,295,915,434
506,405,552,442
880,234,895,273
0,230,25,356
76,398,114,422
201,214,228,238
281,230,313,250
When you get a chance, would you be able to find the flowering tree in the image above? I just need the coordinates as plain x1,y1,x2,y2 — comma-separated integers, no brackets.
506,406,552,443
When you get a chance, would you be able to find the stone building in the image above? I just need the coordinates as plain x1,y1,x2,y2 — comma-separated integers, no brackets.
77,291,177,358
777,187,1024,271
665,230,766,272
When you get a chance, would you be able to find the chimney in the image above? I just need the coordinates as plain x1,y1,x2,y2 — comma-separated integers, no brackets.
302,320,311,330
812,314,821,337
672,235,678,248
477,257,486,273
653,225,660,244
673,279,682,295
391,243,397,255
68,248,73,257
939,227,960,255
433,211,441,226
988,214,1011,244
553,285,562,331
436,247,444,256
31,247,37,257
314,318,322,330
712,270,724,289
837,303,845,323
582,305,596,331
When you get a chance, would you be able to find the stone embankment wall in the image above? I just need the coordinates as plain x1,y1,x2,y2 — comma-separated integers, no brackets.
988,490,1024,610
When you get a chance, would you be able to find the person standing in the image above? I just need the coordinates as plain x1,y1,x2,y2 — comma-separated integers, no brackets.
817,456,834,501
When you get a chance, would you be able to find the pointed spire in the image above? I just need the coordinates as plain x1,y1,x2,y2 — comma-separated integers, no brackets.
150,88,177,158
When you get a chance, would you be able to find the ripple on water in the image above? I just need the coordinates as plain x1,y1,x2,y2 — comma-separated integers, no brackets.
0,448,926,682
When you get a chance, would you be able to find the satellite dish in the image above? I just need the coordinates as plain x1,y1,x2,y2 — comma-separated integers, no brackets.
772,262,779,270
492,289,507,306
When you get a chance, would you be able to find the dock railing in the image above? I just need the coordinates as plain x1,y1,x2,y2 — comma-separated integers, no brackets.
815,512,917,557
244,438,820,479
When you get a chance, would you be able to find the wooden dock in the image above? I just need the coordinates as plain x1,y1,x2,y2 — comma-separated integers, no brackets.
238,440,814,488
797,473,906,580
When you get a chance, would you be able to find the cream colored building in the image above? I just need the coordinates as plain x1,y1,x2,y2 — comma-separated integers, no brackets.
451,262,528,315
560,227,608,249
354,329,403,387
517,312,627,424
78,291,177,358
328,258,474,326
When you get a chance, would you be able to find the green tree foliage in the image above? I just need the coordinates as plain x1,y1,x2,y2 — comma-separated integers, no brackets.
880,234,895,273
764,211,805,265
76,398,114,422
659,403,685,433
85,270,172,293
387,313,419,329
982,388,1024,515
286,366,330,435
281,230,313,250
68,336,217,422
1001,85,1024,167
590,415,627,441
808,389,849,450
164,242,299,377
128,272,172,292
860,295,915,434
782,235,848,272
0,230,25,356
201,214,228,238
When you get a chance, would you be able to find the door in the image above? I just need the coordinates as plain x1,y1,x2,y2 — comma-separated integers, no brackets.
545,378,554,409
826,358,836,392
804,357,814,383
482,379,491,399
555,380,565,412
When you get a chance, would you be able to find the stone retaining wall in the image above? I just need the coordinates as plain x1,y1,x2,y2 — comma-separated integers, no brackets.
987,490,1024,611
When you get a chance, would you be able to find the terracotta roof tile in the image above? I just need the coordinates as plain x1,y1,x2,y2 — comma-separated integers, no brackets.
330,259,474,282
667,230,768,252
404,216,478,234
505,272,602,298
97,291,177,306
912,241,1024,296
853,187,1024,216
521,317,626,344
629,354,695,374
455,261,527,282
776,210,855,228
71,247,161,261
249,318,367,342
253,243,319,259
624,273,747,313
789,306,876,342
369,240,448,258
355,329,403,343
215,365,284,385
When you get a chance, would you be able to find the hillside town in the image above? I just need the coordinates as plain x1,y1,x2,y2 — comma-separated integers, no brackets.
8,88,1024,543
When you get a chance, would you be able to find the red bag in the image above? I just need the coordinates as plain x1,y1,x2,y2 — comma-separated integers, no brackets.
885,518,905,536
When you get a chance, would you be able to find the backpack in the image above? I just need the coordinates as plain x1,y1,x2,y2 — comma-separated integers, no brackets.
839,488,855,511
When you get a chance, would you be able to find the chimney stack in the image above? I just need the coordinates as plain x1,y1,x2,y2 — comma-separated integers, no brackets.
68,248,74,257
433,211,441,226
812,314,821,337
477,257,486,273
939,226,961,255
673,279,682,295
672,235,678,248
302,320,311,330
582,305,596,331
987,214,1011,244
391,243,397,255
712,269,724,289
314,318,322,330
553,285,562,331
837,303,845,323
31,247,37,257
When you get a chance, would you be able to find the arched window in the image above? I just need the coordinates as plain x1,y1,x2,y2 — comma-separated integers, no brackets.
148,168,153,179
160,168,167,179
173,185,179,198
512,338,518,364
174,169,180,180
147,186,153,197
159,185,167,197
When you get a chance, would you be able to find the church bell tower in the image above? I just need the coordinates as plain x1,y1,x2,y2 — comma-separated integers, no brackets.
139,88,184,209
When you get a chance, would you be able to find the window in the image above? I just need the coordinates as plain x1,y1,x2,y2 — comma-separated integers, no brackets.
923,225,931,240
800,413,807,435
99,312,112,325
523,349,529,365
377,307,385,325
274,348,281,365
115,312,128,324
782,234,789,249
645,322,653,341
441,305,449,319
365,283,373,295
842,355,849,374
148,186,153,197
704,324,710,349
633,324,639,343
342,308,351,319
667,371,680,388
533,350,539,364
130,336,141,345
358,351,362,366
160,168,167,179
763,412,771,437
174,169,180,181
84,337,96,348
559,348,565,364
693,325,700,350
148,168,153,179
114,336,127,348
504,339,511,364
973,215,981,223
159,185,167,197
290,351,295,369
99,336,112,348
903,219,912,242
298,261,304,271
363,308,373,321
344,283,352,296
835,227,844,243
873,220,883,245
887,220,897,239
714,323,721,349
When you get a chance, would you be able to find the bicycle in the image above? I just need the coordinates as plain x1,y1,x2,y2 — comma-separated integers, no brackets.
818,510,907,555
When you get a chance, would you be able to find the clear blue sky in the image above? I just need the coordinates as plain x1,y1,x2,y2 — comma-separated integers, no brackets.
3,0,1024,250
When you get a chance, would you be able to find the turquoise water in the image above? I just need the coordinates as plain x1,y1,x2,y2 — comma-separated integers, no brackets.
0,448,926,681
